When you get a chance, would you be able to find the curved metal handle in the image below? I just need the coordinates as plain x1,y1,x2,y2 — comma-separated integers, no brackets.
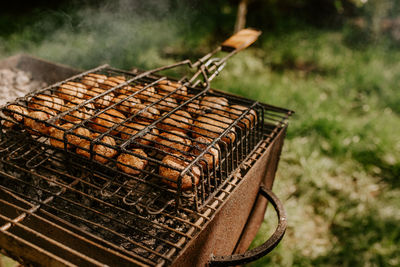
208,184,287,266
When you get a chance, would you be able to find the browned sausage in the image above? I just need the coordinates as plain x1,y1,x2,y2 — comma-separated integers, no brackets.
200,96,229,116
116,149,148,175
76,133,117,164
157,80,187,100
157,110,192,133
155,130,192,154
81,73,108,89
119,121,159,146
2,104,28,128
24,110,55,135
111,94,141,113
28,94,64,113
129,84,155,101
130,104,160,122
146,94,178,112
49,123,74,149
84,87,115,109
159,154,200,190
57,82,87,102
192,113,236,145
228,105,257,130
90,109,126,135
192,136,220,170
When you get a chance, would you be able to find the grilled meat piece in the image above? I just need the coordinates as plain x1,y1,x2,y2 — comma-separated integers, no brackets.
112,94,141,113
116,149,148,175
49,123,74,149
90,109,126,135
67,126,92,147
2,104,28,128
200,96,229,116
61,99,94,123
69,98,95,114
119,121,159,146
100,76,125,90
76,133,117,164
229,105,257,130
93,135,117,163
159,154,200,190
157,97,178,113
182,94,203,117
157,110,192,134
84,87,115,109
28,94,64,113
130,104,160,122
192,136,220,170
157,80,187,100
24,110,55,135
100,76,131,95
155,131,192,154
81,73,108,89
128,84,155,101
57,82,87,102
192,113,236,145
146,94,178,113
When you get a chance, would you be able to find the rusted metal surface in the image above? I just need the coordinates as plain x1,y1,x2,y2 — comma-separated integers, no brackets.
233,128,287,254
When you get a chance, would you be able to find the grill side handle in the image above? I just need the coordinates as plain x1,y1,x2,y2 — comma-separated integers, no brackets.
208,184,287,266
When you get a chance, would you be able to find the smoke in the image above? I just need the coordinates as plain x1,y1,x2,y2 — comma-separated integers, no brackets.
2,0,198,70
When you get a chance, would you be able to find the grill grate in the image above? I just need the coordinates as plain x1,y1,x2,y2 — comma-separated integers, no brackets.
0,65,267,211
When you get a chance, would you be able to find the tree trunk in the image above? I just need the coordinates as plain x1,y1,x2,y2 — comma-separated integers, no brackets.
234,0,249,33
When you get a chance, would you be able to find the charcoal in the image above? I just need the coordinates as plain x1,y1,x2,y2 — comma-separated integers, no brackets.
0,68,47,106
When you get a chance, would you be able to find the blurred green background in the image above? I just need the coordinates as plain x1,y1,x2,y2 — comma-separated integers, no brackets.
0,0,399,266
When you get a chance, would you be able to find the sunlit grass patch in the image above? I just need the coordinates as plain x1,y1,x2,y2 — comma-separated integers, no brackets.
209,29,400,266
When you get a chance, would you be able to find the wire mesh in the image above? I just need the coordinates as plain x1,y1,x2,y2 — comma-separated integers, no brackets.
0,65,285,211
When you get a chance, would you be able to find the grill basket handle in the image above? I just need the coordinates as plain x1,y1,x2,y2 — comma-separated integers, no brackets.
221,28,261,52
208,184,287,266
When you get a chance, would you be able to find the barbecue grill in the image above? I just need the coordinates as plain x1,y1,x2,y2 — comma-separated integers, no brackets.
0,29,293,266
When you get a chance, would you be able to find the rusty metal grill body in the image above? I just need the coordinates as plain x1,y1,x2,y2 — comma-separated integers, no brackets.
0,55,291,266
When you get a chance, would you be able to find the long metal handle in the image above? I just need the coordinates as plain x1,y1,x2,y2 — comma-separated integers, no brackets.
189,28,261,87
208,184,287,266
139,28,261,89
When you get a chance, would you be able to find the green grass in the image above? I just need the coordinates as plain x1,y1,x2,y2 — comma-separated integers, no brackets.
209,30,400,267
1,5,400,266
